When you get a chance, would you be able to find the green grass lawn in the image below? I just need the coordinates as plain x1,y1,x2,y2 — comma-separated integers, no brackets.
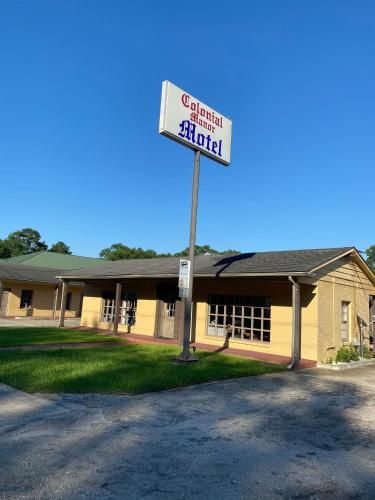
0,344,284,394
0,327,118,347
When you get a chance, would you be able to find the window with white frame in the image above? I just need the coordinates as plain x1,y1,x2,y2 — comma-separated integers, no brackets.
166,302,176,318
101,291,137,326
207,294,271,342
20,289,33,309
341,301,350,342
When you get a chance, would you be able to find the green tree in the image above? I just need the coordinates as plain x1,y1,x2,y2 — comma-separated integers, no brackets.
173,245,239,257
49,241,72,255
99,243,239,261
0,239,13,258
366,245,375,271
100,243,160,261
173,244,218,257
2,228,48,257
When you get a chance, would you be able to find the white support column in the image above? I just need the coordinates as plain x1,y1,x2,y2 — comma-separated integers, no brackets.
289,277,301,367
0,280,4,316
112,282,122,335
59,281,69,328
52,285,59,320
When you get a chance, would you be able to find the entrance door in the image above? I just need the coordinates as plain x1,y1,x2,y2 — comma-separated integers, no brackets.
161,301,176,338
0,289,10,316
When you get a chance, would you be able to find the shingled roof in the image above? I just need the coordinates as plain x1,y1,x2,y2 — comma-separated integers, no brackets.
59,247,355,280
0,262,63,284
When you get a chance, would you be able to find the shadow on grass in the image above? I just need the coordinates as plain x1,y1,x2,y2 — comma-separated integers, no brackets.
0,327,118,347
0,344,283,394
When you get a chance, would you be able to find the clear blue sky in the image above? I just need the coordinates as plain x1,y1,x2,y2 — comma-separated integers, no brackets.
1,1,374,257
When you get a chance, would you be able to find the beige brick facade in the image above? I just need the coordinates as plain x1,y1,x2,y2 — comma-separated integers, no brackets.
1,280,83,319
80,254,375,363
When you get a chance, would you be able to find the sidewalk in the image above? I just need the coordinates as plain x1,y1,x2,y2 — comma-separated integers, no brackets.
114,331,316,368
0,317,81,328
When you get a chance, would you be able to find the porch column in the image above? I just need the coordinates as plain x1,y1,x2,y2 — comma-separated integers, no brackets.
59,281,69,328
52,285,59,320
178,299,186,344
0,280,3,315
112,282,122,335
191,301,197,343
289,277,301,366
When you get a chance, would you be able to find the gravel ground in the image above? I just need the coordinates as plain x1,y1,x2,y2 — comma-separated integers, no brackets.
0,366,374,499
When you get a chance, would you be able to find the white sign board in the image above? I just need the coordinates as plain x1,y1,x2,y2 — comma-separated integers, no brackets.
178,258,191,290
159,81,232,166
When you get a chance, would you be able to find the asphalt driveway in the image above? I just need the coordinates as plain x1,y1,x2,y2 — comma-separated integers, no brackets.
0,366,374,499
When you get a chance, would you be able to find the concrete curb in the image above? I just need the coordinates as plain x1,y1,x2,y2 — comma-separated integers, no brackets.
317,359,375,371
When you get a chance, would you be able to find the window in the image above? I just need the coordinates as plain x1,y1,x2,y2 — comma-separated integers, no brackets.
207,295,271,342
166,302,176,318
20,289,33,309
101,291,137,326
66,292,72,311
341,301,350,342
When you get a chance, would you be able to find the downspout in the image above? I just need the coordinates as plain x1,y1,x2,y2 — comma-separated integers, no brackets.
288,276,301,370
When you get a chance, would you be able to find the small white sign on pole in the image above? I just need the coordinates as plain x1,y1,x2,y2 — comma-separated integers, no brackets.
159,81,232,166
178,258,191,290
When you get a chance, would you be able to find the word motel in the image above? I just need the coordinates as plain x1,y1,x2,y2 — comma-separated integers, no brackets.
178,120,222,158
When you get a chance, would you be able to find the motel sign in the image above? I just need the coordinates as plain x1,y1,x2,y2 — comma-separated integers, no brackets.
159,81,232,166
159,81,232,361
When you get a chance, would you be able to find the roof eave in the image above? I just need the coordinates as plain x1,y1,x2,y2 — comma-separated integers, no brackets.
350,250,375,286
0,277,60,285
58,271,313,281
308,247,356,274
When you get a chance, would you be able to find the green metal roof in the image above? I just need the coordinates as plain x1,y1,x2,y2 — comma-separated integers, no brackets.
0,262,64,284
0,251,106,270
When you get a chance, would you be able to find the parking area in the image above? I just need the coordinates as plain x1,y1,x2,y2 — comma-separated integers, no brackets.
0,366,374,499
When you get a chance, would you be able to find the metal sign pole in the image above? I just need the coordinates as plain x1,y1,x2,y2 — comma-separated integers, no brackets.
176,149,201,362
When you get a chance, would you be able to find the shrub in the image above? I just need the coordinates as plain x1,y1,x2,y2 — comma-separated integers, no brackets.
335,345,373,363
336,346,352,363
349,345,360,361
361,345,373,359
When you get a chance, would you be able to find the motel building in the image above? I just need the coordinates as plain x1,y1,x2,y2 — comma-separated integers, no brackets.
0,252,104,319
59,247,375,366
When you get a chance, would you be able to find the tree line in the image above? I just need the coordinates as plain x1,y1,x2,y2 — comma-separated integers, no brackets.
0,228,71,258
1,228,375,269
0,228,239,260
98,243,240,260
367,245,375,271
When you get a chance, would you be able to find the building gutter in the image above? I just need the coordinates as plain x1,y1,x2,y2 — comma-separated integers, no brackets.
0,276,84,286
0,277,61,285
56,271,313,281
288,276,301,370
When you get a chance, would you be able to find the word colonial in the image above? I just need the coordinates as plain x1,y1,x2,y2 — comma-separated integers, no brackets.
181,93,223,132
